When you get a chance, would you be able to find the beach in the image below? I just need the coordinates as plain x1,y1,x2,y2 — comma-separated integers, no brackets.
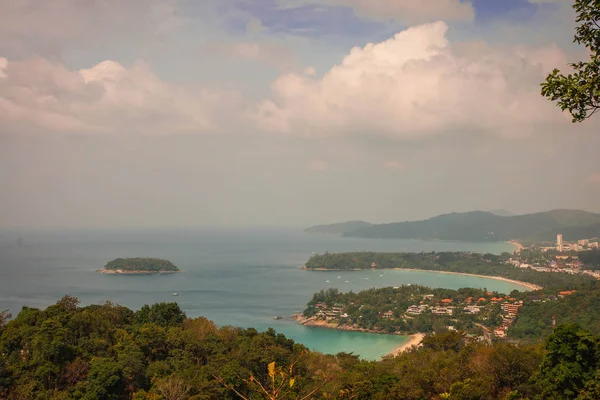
397,269,542,291
386,333,425,357
506,240,525,253
302,266,542,291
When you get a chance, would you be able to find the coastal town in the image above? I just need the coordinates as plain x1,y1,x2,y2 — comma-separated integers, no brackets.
507,234,600,279
295,285,582,346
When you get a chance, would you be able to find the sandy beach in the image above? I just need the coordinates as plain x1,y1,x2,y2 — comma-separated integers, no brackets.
397,268,542,291
506,240,525,253
387,333,425,357
302,266,542,291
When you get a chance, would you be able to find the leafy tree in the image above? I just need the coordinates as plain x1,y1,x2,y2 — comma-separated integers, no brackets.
85,358,125,400
422,331,465,352
533,323,599,399
135,303,186,328
542,0,600,122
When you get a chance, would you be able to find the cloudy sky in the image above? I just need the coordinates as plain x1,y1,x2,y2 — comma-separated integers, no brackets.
1,0,599,228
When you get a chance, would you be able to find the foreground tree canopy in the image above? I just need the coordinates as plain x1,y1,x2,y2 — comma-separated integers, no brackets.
542,0,600,122
2,297,600,399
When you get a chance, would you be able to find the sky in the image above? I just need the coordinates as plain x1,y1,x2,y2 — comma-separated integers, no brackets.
1,0,599,228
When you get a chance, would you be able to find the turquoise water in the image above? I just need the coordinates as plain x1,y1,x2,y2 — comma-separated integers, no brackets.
0,228,521,360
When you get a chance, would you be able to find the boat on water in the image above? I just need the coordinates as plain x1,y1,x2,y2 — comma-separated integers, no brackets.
171,293,179,296
273,316,284,320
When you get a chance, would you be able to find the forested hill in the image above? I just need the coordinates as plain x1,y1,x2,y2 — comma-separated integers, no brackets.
309,209,600,242
305,220,373,235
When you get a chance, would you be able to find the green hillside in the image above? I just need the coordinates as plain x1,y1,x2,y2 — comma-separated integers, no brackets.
340,210,600,242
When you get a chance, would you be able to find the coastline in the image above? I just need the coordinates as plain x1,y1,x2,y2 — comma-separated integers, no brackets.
506,240,525,253
97,269,180,275
396,269,542,291
292,314,405,335
386,333,425,357
301,266,542,291
292,314,424,357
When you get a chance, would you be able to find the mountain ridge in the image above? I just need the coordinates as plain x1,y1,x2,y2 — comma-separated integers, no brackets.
306,209,600,242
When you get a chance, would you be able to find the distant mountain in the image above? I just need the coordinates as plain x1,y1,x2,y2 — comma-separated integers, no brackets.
305,221,373,235
488,209,516,217
339,210,600,242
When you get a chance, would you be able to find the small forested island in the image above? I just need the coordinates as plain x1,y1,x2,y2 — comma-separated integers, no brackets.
99,257,180,274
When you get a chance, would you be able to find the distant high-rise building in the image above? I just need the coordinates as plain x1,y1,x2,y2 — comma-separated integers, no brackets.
557,234,563,252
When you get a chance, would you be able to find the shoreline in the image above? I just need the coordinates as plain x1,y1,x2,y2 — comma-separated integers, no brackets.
386,333,425,357
97,269,180,275
301,266,542,291
292,315,424,358
506,240,525,253
293,315,405,335
397,269,542,291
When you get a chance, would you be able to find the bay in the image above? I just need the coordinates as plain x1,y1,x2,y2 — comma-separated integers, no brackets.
0,228,521,360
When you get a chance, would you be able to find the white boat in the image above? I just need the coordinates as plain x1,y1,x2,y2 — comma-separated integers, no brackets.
171,293,179,296
325,280,330,283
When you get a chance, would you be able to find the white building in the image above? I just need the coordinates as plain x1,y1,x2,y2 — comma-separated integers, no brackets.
557,234,563,252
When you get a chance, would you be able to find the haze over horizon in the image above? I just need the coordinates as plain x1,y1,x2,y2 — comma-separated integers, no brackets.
1,0,600,229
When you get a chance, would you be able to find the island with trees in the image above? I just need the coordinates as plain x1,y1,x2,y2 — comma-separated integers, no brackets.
98,257,180,274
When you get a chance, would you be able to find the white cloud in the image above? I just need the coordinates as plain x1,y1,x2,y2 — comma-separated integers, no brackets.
0,57,241,134
252,21,571,139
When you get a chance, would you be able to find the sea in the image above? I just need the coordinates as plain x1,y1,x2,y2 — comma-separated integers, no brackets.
0,228,521,360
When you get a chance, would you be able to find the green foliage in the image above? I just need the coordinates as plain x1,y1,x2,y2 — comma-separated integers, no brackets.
104,258,179,272
533,324,600,399
510,289,600,339
422,331,465,352
4,296,600,400
135,302,186,328
541,0,600,122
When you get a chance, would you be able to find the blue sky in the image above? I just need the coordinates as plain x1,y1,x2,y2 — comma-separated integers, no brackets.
217,0,557,39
